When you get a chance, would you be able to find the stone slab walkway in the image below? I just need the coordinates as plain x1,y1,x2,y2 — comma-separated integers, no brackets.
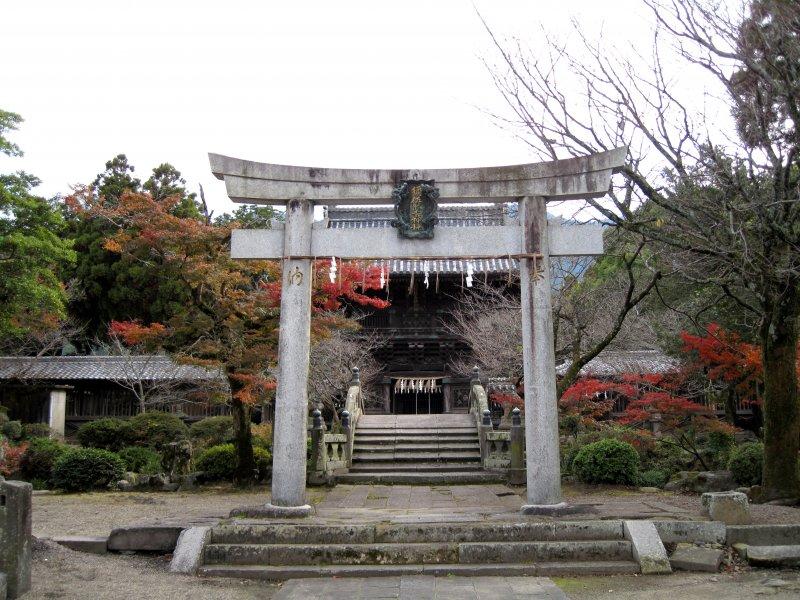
313,484,695,523
275,575,567,600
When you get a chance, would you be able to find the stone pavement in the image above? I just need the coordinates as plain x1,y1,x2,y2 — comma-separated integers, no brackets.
275,575,567,600
313,484,695,523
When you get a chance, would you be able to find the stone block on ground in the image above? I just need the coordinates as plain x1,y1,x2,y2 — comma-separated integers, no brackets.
0,572,6,600
170,526,211,574
107,525,184,553
727,524,800,546
623,520,671,574
746,545,800,567
665,471,736,493
53,536,108,554
653,520,726,545
0,480,32,599
669,543,724,572
701,491,751,525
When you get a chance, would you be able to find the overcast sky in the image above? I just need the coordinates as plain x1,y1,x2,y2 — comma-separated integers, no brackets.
5,0,673,216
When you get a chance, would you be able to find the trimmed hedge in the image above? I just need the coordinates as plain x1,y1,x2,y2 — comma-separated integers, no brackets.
22,423,51,439
189,416,234,448
51,448,126,492
195,443,272,481
728,442,763,487
127,411,188,450
638,468,669,488
572,438,640,485
76,418,132,451
20,437,69,483
1,420,22,441
118,446,162,474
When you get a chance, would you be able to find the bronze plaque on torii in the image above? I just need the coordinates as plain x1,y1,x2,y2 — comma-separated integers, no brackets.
391,179,439,239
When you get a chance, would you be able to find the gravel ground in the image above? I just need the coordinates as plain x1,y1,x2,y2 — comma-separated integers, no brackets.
28,538,279,600
32,485,326,537
27,538,800,600
558,571,800,599
561,483,800,524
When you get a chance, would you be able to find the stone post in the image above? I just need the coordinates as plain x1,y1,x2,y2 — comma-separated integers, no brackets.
48,388,67,439
0,479,32,598
269,199,314,514
519,196,564,513
308,409,327,485
341,410,353,467
508,407,526,486
479,409,493,466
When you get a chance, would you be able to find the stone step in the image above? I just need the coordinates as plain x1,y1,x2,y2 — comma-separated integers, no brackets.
351,451,481,462
355,428,477,436
348,462,483,473
335,471,506,484
211,521,626,545
204,540,633,566
352,435,478,444
353,443,480,452
198,560,640,580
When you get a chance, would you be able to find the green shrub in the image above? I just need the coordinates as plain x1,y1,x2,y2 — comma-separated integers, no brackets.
189,416,233,448
51,448,126,492
642,440,693,476
638,469,669,488
76,418,132,451
118,446,162,474
572,438,640,485
1,420,23,441
254,447,272,480
728,442,763,486
22,423,51,439
195,443,272,481
705,429,736,470
128,411,188,450
194,443,236,480
20,437,69,483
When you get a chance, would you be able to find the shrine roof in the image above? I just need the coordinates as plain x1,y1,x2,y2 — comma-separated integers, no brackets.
0,355,223,382
555,349,680,378
325,205,508,229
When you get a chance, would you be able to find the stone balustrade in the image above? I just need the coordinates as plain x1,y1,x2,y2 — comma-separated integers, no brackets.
468,367,524,476
309,368,362,484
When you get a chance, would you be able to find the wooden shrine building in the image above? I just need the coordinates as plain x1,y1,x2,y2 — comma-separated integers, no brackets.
325,205,518,415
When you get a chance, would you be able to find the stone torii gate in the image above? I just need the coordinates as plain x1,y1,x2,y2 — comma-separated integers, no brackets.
210,147,626,515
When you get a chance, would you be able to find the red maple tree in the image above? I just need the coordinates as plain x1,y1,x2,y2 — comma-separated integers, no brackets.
70,187,388,482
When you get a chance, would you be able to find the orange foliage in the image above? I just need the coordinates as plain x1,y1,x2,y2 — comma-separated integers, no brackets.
0,441,28,477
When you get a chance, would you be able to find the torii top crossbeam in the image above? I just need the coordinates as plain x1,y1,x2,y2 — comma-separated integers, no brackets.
209,147,626,205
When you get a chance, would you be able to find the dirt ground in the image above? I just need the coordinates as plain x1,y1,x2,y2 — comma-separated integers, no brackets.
32,483,800,539
28,538,279,600
32,485,325,537
27,539,800,600
559,571,800,599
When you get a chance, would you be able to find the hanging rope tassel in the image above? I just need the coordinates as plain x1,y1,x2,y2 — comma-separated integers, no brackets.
435,269,440,294
507,254,513,286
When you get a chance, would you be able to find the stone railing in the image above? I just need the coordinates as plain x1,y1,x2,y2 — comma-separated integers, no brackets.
468,366,526,481
308,367,362,484
469,367,511,471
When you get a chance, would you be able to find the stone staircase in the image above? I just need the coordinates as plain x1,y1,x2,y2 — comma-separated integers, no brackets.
336,414,501,484
198,520,641,580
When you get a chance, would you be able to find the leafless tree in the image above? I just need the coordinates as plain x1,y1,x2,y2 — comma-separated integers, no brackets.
308,328,386,421
446,234,662,397
482,0,800,500
103,338,227,414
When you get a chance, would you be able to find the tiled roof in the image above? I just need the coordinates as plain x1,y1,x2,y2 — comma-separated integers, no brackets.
326,205,508,229
383,258,518,275
555,349,680,378
0,356,223,382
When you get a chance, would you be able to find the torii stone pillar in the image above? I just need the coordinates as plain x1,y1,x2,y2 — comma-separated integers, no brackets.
270,199,314,512
519,196,562,511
